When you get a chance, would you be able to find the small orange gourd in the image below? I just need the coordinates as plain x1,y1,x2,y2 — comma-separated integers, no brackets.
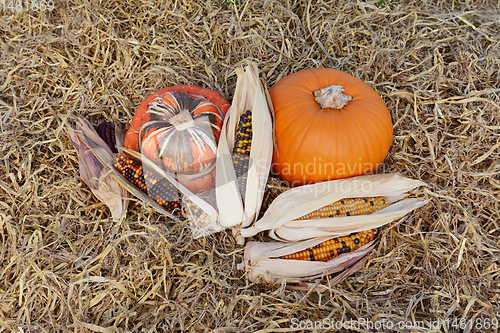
269,68,393,186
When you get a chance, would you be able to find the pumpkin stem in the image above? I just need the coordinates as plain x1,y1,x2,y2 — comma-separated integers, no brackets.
313,85,352,110
170,110,195,130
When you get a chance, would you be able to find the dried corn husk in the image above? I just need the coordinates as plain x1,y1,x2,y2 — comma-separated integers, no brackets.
240,174,427,241
63,115,129,221
238,236,377,283
216,63,274,243
64,115,186,223
238,174,426,283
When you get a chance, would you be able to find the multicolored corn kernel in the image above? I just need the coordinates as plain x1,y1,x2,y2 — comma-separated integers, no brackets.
181,188,216,227
96,122,118,153
295,196,389,220
114,153,182,216
182,196,209,227
232,109,252,203
279,229,377,262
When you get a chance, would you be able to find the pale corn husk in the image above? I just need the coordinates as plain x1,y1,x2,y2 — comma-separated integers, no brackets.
216,63,274,244
270,198,425,241
64,115,183,223
240,173,427,241
63,115,129,222
237,236,377,283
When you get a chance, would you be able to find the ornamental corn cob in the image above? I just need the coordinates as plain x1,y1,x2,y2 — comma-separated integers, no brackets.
232,109,252,203
181,189,217,227
239,175,427,283
182,197,209,225
96,122,118,153
241,174,427,242
66,116,129,221
279,229,377,262
295,196,389,220
114,153,182,216
279,196,388,262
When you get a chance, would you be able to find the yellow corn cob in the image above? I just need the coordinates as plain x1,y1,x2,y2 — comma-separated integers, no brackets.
232,109,252,203
279,229,377,262
295,196,389,220
279,196,388,262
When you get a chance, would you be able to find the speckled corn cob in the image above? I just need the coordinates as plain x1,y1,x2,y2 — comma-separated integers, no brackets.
232,110,252,203
96,122,118,153
181,190,216,227
280,229,378,262
182,198,208,224
295,197,389,220
114,153,182,216
280,197,388,261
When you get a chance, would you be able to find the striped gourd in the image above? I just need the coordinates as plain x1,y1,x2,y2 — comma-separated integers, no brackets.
138,91,224,175
114,153,182,216
232,109,252,203
279,229,377,262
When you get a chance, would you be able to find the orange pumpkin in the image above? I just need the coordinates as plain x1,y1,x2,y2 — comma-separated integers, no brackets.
269,68,393,186
124,85,230,192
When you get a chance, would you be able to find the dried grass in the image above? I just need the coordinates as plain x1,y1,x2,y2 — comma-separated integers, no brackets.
1,0,500,332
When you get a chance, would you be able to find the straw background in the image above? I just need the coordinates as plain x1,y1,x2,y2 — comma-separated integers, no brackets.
1,0,499,332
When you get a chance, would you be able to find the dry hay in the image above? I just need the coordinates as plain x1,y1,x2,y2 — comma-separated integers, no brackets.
1,0,500,332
